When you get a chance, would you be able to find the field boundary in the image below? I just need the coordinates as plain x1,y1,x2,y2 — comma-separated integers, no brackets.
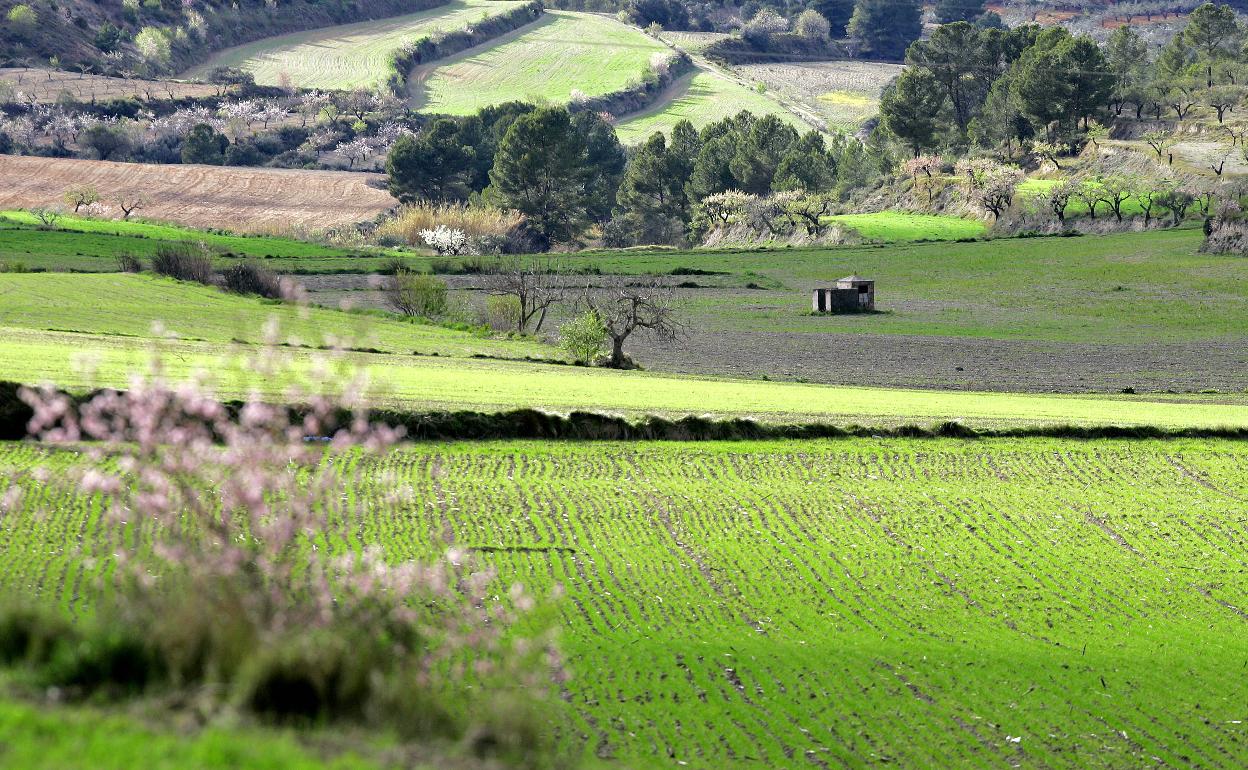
569,49,694,119
6,381,1248,442
389,1,545,96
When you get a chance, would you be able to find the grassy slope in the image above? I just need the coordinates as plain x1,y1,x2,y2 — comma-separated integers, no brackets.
4,438,1248,767
183,0,528,90
613,67,811,144
0,212,400,272
0,274,557,361
8,224,1244,345
414,11,668,114
826,211,986,242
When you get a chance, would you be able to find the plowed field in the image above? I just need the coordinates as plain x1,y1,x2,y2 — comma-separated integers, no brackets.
0,156,395,233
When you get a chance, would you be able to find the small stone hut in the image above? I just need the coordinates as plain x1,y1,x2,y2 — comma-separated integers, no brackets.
812,276,874,313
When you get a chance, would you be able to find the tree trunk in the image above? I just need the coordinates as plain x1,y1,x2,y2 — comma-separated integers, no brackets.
609,335,627,368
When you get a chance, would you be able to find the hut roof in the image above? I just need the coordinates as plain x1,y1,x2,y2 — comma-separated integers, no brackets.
837,275,873,284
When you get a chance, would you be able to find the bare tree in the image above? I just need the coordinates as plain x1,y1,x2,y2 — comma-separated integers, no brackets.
485,258,565,334
113,190,150,219
581,279,683,369
30,207,63,227
1142,130,1176,162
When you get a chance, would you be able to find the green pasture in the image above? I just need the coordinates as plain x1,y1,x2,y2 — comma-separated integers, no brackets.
183,0,529,90
0,212,402,272
414,11,668,114
7,225,1247,347
0,273,557,361
4,437,1248,767
826,211,986,242
613,68,810,144
3,324,1247,428
0,697,382,770
568,227,1247,344
1016,178,1156,219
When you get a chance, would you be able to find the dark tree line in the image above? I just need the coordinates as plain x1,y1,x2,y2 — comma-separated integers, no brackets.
386,106,882,247
880,3,1248,157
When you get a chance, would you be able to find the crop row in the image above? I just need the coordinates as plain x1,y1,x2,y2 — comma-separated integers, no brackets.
1,438,1246,767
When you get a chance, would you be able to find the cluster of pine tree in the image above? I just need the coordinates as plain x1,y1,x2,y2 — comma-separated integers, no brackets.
387,107,882,247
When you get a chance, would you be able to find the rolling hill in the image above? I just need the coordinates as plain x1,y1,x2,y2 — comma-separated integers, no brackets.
411,11,670,114
183,0,531,90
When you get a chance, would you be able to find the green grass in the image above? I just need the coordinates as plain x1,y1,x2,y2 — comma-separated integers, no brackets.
826,211,986,242
4,324,1248,428
566,227,1246,344
1015,178,1154,219
183,0,529,90
414,11,669,115
0,273,559,362
4,437,1248,767
0,697,382,769
613,68,811,144
0,212,404,272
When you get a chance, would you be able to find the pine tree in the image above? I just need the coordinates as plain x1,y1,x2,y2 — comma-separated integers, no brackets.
488,106,592,243
848,0,922,60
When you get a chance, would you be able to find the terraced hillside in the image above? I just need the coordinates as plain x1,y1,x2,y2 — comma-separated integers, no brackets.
735,60,904,132
614,67,812,143
4,438,1248,767
412,11,669,114
184,0,530,90
0,68,219,103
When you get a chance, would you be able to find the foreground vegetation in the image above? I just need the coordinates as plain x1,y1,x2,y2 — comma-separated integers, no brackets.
4,437,1247,767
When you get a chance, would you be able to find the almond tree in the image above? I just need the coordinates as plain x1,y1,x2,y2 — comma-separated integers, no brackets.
580,279,684,368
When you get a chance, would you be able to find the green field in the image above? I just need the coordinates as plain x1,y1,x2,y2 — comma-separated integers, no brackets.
183,0,529,90
0,211,405,272
0,696,381,770
1015,178,1156,219
567,227,1242,343
4,325,1248,429
827,211,986,242
4,437,1247,767
414,11,669,114
0,273,557,362
0,208,404,272
613,68,811,144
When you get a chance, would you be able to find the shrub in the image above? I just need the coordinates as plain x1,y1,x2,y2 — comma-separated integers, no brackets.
10,370,559,749
6,4,36,34
221,262,281,298
486,294,523,331
385,270,448,318
151,244,214,284
559,310,608,365
115,254,143,273
419,224,468,256
377,203,522,247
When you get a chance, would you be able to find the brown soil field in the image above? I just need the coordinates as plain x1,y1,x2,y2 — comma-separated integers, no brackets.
0,68,220,103
0,156,396,233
